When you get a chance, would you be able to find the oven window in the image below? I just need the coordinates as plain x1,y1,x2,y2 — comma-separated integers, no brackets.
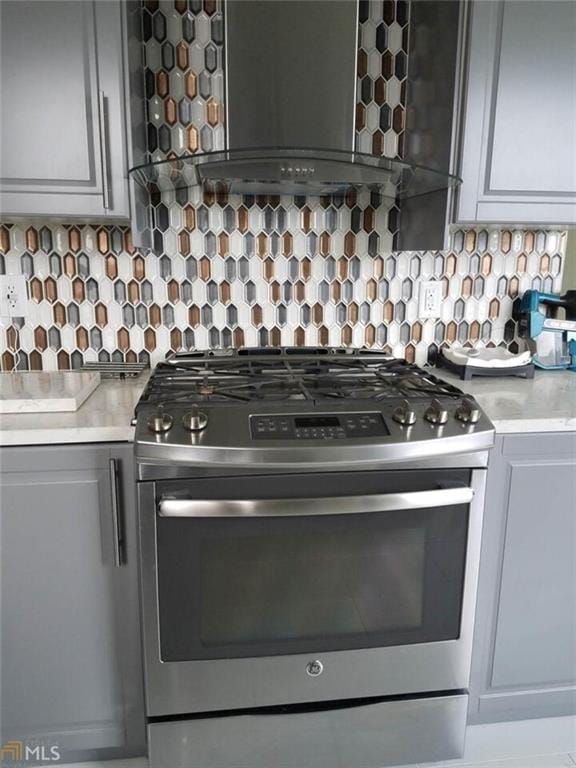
156,472,469,662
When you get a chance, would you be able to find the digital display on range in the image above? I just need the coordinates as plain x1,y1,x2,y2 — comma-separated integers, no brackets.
294,416,340,428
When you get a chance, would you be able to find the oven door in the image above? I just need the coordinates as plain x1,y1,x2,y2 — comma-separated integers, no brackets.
139,468,486,716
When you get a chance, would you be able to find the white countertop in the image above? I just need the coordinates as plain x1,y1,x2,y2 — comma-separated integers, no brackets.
0,373,148,446
434,368,576,434
0,370,101,413
0,368,574,447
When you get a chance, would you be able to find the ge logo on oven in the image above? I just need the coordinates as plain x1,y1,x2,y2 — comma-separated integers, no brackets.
306,660,324,677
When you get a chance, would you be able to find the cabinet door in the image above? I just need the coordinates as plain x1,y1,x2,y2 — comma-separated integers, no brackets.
0,443,145,761
469,433,576,724
455,1,576,225
0,1,130,220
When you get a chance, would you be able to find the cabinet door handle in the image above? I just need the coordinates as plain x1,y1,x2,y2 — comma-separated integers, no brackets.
98,90,111,210
109,458,124,566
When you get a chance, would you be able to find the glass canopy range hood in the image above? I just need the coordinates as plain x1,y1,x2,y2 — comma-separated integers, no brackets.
130,0,461,201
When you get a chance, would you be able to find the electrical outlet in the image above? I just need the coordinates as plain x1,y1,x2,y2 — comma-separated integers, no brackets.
0,275,28,318
418,280,442,319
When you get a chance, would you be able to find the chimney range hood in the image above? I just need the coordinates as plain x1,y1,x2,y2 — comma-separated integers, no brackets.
130,0,461,202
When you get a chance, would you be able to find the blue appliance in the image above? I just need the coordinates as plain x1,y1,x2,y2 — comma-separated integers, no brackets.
518,290,576,371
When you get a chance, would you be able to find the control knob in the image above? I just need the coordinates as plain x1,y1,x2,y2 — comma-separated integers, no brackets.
424,399,449,425
147,406,173,433
392,400,416,426
182,405,208,432
455,396,480,424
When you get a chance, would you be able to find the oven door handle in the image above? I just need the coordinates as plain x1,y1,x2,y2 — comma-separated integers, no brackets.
157,487,474,518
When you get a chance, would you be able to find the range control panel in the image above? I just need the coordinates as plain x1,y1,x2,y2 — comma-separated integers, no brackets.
250,413,389,440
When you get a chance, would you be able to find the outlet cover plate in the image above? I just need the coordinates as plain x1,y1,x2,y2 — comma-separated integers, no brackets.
0,275,28,318
418,280,443,319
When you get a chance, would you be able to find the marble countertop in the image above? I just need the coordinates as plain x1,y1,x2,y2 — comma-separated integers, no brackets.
0,367,574,447
0,373,148,446
434,368,576,433
0,370,101,413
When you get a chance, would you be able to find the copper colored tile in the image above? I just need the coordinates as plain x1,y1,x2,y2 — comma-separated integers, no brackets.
337,259,348,281
149,304,161,328
218,232,229,256
0,226,10,254
179,231,190,255
126,350,137,363
176,41,189,70
97,229,109,254
465,230,476,253
26,227,38,253
462,276,472,298
341,326,352,346
344,232,355,257
365,324,376,347
445,254,456,277
270,327,281,347
301,258,312,281
318,326,329,346
260,258,272,282
489,298,500,320
184,205,196,230
165,97,177,126
372,131,384,156
233,327,244,347
185,71,197,99
282,232,293,256
57,350,70,370
392,105,404,133
517,253,527,273
257,233,267,258
319,232,331,257
446,322,457,342
175,0,187,14
44,277,57,304
206,99,219,127
124,230,136,255
301,207,312,234
167,280,179,303
442,277,449,297
200,257,211,281
71,278,85,305
363,208,375,233
383,301,393,322
118,328,130,352
366,279,377,301
170,328,182,352
540,254,550,273
76,327,89,351
357,49,367,78
524,231,535,253
1,350,15,370
382,50,393,79
133,255,146,280
270,281,281,304
144,328,156,352
508,276,519,298
35,327,47,351
411,321,423,343
30,350,42,370
204,0,216,14
294,281,305,303
187,125,198,153
482,254,492,276
64,253,76,277
374,257,384,279
252,305,263,326
189,306,200,327
95,303,108,327
6,326,18,350
215,185,228,206
470,321,480,342
30,277,43,303
128,280,140,304
348,302,359,324
500,230,512,254
345,189,357,208
69,227,82,252
374,77,386,106
356,103,366,131
219,281,231,304
331,281,341,302
294,327,305,346
52,301,66,328
105,255,118,280
405,345,415,364
235,206,247,233
312,303,323,326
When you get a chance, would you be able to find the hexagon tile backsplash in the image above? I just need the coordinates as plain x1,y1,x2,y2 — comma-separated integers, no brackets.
0,0,568,372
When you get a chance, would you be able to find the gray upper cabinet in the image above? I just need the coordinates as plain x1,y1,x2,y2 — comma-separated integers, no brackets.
455,1,576,225
0,443,145,762
0,1,137,221
469,432,576,724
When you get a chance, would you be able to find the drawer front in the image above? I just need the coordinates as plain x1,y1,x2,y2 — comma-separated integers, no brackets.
148,694,467,768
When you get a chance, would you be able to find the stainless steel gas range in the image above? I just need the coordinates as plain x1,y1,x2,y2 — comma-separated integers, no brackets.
134,348,495,768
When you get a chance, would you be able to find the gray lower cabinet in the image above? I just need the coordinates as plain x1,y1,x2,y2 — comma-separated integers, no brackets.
0,1,141,221
469,432,576,724
455,0,576,225
0,443,145,762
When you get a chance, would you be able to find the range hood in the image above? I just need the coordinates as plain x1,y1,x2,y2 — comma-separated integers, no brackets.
130,0,461,201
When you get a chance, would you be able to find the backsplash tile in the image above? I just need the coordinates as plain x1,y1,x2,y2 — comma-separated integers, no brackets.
0,0,567,371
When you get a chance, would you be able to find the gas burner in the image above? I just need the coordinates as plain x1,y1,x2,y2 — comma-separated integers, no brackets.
136,347,464,411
